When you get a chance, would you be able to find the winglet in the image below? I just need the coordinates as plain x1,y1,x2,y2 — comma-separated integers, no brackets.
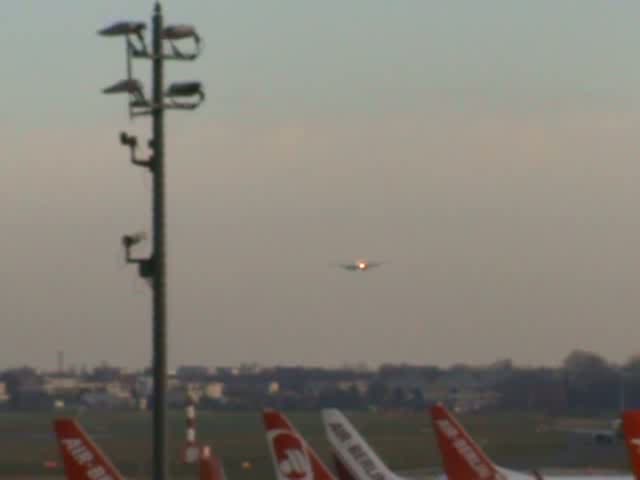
262,409,336,480
430,404,501,480
53,418,125,480
623,411,640,480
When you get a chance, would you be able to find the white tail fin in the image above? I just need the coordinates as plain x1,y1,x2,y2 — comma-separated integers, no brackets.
53,418,125,480
332,452,359,480
322,409,403,480
263,409,336,480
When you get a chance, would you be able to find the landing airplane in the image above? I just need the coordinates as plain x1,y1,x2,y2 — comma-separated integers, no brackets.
53,418,225,480
338,260,385,272
263,409,337,480
431,404,631,480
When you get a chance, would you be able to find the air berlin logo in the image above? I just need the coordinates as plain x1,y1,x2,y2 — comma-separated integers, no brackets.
272,431,311,480
60,437,114,480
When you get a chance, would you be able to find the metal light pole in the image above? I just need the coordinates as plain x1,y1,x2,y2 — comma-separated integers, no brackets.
150,7,168,480
99,5,204,480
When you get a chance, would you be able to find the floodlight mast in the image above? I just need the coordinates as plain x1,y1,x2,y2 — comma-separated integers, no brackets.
98,4,203,480
150,8,168,480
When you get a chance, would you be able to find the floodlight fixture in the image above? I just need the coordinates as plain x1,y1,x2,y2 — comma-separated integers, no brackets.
99,21,149,57
103,79,149,117
163,24,197,40
166,81,203,97
165,81,204,110
122,231,147,249
122,232,151,278
163,24,202,60
98,21,146,37
119,132,151,168
103,78,143,95
120,131,138,147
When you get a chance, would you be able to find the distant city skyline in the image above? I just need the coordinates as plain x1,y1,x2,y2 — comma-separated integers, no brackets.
3,2,640,369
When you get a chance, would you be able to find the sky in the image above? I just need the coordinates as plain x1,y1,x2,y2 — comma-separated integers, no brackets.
3,1,640,370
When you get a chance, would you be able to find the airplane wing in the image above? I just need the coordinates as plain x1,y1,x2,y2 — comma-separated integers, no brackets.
366,262,385,268
340,264,358,271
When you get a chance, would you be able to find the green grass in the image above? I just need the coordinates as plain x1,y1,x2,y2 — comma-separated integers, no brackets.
0,411,630,479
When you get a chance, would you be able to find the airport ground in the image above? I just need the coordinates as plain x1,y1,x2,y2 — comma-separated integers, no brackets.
0,411,631,480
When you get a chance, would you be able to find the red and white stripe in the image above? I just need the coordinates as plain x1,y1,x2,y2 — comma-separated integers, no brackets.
183,394,200,463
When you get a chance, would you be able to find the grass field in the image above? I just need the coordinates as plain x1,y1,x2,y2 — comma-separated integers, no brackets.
0,410,631,480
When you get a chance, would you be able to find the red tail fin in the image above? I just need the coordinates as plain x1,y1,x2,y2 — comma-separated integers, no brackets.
263,409,336,480
53,418,125,480
332,452,358,480
200,446,226,480
623,411,640,480
430,404,501,480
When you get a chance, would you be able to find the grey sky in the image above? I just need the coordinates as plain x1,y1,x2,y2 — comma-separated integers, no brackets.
3,1,640,370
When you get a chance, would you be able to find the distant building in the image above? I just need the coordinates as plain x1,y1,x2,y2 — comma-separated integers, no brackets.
133,376,153,397
89,365,123,383
177,366,211,381
15,386,53,410
167,387,191,408
336,380,369,395
268,381,280,395
81,387,133,409
43,376,81,394
0,382,9,407
204,382,225,399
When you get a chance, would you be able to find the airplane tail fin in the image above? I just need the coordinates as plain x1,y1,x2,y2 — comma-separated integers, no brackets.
200,446,227,480
322,409,402,480
332,453,359,480
263,409,336,480
622,411,640,480
430,404,501,480
53,418,125,480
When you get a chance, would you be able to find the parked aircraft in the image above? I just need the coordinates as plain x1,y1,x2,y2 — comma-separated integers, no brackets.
430,404,631,480
561,419,623,445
